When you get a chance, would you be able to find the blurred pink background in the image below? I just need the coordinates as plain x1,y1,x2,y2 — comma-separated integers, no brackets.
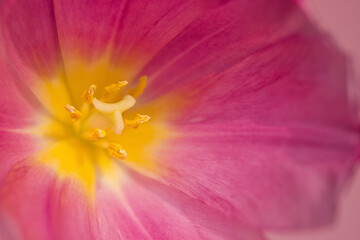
268,1,360,240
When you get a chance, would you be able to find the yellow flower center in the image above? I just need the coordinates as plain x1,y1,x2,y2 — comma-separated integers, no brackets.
63,76,150,161
30,57,171,197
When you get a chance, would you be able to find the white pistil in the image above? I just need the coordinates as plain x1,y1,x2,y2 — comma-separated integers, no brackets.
92,95,136,135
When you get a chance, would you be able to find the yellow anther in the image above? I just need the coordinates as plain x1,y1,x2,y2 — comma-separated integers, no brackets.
82,84,97,103
125,114,151,129
108,143,127,160
129,76,147,99
64,104,82,122
90,128,107,141
103,81,128,100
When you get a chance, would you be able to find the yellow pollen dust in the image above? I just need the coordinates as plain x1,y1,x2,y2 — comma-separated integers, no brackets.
64,76,149,161
82,84,97,103
64,104,82,121
125,114,151,129
107,142,127,160
103,81,128,98
90,128,107,141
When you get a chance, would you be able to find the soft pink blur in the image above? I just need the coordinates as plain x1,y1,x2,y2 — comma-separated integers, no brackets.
304,0,360,80
269,1,360,239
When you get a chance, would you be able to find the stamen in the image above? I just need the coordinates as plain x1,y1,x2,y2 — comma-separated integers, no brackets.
129,76,147,99
104,81,128,96
125,114,150,129
67,77,150,161
90,128,107,141
82,84,97,103
64,104,82,122
108,142,127,160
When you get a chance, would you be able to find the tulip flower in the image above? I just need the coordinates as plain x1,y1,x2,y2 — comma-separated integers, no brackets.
0,0,359,239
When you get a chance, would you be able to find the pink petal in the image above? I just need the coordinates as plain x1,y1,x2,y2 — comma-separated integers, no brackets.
0,32,48,183
0,64,43,129
0,30,45,129
0,162,265,240
0,162,57,239
139,0,309,101
51,0,127,61
110,167,266,240
52,0,226,70
0,0,62,79
0,2,71,119
0,161,105,240
0,132,45,184
1,0,306,104
143,34,359,229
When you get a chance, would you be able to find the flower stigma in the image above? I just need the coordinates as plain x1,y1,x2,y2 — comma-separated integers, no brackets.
63,76,150,161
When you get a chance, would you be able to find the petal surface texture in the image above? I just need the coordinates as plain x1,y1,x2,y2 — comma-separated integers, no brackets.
147,34,359,229
0,162,266,240
0,24,49,183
